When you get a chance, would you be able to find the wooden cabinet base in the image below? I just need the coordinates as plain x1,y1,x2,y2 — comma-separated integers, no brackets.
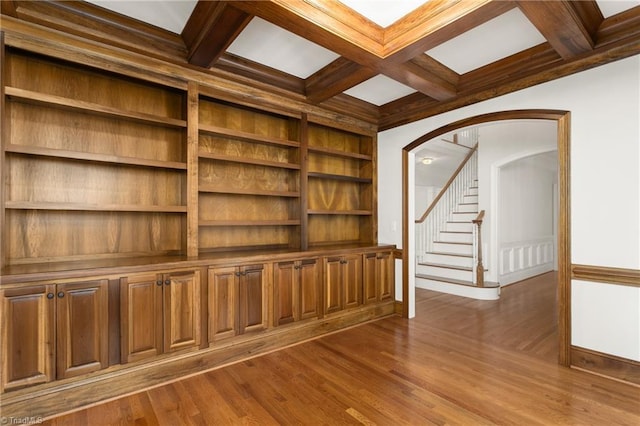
0,300,395,420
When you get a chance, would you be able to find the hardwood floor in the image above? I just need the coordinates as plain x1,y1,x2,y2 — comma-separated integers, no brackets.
43,272,640,425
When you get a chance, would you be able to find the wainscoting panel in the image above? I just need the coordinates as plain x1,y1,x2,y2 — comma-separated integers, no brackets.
499,237,555,285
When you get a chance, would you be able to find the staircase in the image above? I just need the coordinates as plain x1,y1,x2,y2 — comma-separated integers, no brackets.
415,146,499,300
417,182,480,281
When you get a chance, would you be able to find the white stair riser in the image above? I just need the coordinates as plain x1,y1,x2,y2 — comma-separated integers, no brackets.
451,212,477,221
424,253,473,268
444,222,473,233
467,187,478,196
439,232,473,243
433,242,472,255
456,203,478,213
463,195,478,203
417,264,473,281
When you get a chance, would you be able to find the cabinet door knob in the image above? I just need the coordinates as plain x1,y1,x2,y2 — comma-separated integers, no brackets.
47,293,55,300
164,279,171,285
156,280,163,286
57,291,65,298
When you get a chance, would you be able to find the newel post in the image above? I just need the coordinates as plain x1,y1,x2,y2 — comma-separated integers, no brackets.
473,211,485,288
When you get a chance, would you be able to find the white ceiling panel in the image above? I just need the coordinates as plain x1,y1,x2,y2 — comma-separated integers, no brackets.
86,0,196,34
226,17,340,79
338,0,427,27
426,8,546,75
343,75,416,105
596,0,640,17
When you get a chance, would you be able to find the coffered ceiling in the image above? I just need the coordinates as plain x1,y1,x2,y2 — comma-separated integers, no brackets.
3,0,639,130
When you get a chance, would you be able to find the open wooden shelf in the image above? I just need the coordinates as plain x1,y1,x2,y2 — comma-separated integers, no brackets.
5,87,187,129
6,144,187,170
307,172,372,183
307,145,372,160
198,185,299,198
5,202,187,213
199,219,301,227
199,123,300,148
307,209,373,216
198,151,300,170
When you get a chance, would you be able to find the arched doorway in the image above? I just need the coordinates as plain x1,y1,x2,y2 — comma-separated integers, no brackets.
401,109,571,366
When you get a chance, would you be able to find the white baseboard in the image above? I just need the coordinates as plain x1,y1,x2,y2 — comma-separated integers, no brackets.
500,263,554,286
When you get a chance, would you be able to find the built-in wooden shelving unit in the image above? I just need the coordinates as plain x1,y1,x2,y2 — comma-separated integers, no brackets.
0,33,390,421
196,96,303,253
306,123,376,247
3,50,188,265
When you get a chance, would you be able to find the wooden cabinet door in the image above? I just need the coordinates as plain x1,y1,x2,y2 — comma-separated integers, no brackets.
323,257,343,314
1,285,55,392
298,259,321,320
56,280,109,379
363,251,394,303
120,274,163,364
163,271,201,353
274,259,321,325
377,251,394,301
342,254,362,309
208,266,238,342
363,253,378,304
239,264,267,334
274,261,296,326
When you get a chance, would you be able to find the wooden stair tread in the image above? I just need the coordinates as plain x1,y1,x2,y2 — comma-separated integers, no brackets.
434,241,471,245
426,251,472,258
419,262,472,272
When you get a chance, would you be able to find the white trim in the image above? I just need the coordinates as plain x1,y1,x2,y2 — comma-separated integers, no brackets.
416,276,500,300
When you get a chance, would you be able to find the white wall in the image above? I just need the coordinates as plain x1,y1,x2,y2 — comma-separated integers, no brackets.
476,121,557,283
378,55,640,360
497,153,557,285
414,185,440,217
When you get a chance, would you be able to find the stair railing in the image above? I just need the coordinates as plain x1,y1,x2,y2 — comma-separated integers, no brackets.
472,210,485,287
415,145,478,264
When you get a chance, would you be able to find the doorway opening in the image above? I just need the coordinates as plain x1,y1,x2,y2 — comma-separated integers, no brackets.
401,110,571,366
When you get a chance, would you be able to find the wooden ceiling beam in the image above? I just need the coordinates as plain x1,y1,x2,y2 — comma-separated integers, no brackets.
232,0,383,68
2,0,187,61
597,6,640,46
382,60,457,101
382,0,516,64
379,27,640,130
215,53,305,94
182,1,252,68
410,54,460,87
305,58,377,104
517,0,597,59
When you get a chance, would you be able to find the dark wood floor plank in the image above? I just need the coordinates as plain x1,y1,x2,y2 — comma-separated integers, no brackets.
43,272,640,425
